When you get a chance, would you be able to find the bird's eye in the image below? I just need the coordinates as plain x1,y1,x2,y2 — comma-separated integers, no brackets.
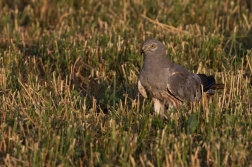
151,44,156,49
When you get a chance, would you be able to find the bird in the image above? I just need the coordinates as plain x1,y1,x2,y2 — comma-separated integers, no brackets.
138,39,224,118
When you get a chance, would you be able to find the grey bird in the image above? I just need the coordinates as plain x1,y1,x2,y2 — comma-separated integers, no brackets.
138,39,223,118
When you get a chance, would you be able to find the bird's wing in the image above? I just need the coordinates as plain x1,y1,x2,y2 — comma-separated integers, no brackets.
166,72,202,102
138,80,148,98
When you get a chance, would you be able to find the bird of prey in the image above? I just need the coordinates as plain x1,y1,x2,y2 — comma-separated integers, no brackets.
138,39,223,118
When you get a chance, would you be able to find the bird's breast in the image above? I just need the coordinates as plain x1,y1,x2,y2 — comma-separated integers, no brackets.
139,68,168,91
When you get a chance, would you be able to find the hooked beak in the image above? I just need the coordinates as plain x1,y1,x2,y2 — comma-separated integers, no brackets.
140,46,146,54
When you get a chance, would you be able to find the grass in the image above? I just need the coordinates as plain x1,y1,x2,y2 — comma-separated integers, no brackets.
0,0,252,166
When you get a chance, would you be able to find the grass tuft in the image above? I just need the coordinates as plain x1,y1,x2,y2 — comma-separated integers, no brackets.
0,0,252,166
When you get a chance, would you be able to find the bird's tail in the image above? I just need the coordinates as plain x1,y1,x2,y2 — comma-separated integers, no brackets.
197,74,224,95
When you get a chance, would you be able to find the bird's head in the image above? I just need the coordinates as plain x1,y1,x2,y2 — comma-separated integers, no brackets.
140,39,166,56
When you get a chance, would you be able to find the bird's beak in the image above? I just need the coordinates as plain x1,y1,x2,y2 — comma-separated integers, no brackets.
141,46,146,54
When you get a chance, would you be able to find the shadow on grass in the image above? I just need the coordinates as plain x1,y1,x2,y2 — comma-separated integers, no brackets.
0,37,140,115
222,27,252,57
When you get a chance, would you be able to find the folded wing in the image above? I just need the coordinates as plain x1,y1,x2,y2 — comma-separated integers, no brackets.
167,72,202,102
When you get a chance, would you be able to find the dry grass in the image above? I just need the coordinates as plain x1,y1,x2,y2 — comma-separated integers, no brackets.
0,0,252,166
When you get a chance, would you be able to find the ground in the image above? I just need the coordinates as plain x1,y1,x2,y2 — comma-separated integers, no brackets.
0,0,252,166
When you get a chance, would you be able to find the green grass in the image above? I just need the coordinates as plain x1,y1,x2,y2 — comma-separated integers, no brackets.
0,0,252,166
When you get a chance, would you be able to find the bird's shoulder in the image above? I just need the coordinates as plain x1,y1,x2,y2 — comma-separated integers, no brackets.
167,62,192,76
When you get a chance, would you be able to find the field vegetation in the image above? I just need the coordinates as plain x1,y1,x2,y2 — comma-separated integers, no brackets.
0,0,252,166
